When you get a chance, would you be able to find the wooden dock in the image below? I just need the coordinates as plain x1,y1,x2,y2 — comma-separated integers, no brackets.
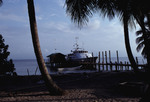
80,50,146,71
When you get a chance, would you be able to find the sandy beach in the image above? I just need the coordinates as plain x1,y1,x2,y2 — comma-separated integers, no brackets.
0,71,144,102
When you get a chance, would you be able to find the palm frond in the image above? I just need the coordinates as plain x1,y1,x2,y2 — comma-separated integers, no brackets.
136,36,144,44
97,0,116,20
65,0,96,27
136,42,144,52
136,30,143,36
127,15,136,29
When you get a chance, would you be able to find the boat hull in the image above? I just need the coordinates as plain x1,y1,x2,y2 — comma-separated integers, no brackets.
68,57,98,63
66,57,98,70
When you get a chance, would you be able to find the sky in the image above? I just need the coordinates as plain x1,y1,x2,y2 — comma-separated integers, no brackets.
0,0,142,59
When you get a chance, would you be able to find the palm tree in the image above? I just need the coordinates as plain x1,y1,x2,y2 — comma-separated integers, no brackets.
65,0,139,72
114,0,140,73
122,1,150,100
0,0,63,95
26,0,64,95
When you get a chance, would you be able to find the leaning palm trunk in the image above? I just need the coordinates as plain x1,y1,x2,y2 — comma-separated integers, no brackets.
123,16,139,73
27,0,64,95
123,15,150,101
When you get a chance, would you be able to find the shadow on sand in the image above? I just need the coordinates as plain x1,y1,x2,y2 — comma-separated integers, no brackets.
0,71,144,101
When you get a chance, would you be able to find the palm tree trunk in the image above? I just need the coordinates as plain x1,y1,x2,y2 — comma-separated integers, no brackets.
27,0,64,95
123,16,139,73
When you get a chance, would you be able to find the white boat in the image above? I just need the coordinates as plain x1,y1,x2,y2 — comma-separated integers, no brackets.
66,37,97,63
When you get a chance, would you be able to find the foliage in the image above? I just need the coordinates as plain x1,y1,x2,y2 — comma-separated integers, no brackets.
136,28,150,58
0,34,16,75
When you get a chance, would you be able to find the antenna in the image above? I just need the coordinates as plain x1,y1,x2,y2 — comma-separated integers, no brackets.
74,37,79,51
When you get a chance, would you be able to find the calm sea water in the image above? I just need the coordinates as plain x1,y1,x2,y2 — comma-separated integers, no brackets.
13,57,146,76
13,59,40,76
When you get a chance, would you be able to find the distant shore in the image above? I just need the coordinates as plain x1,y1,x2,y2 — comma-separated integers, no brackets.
0,71,143,102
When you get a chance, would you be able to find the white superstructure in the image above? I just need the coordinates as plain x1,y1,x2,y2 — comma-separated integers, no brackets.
66,38,96,62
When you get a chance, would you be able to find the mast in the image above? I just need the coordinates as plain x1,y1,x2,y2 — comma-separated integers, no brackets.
74,37,79,51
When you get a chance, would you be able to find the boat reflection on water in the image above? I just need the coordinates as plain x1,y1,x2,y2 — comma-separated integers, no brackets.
46,38,97,72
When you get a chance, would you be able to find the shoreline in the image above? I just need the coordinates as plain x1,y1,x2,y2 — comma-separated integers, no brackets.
0,71,143,102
